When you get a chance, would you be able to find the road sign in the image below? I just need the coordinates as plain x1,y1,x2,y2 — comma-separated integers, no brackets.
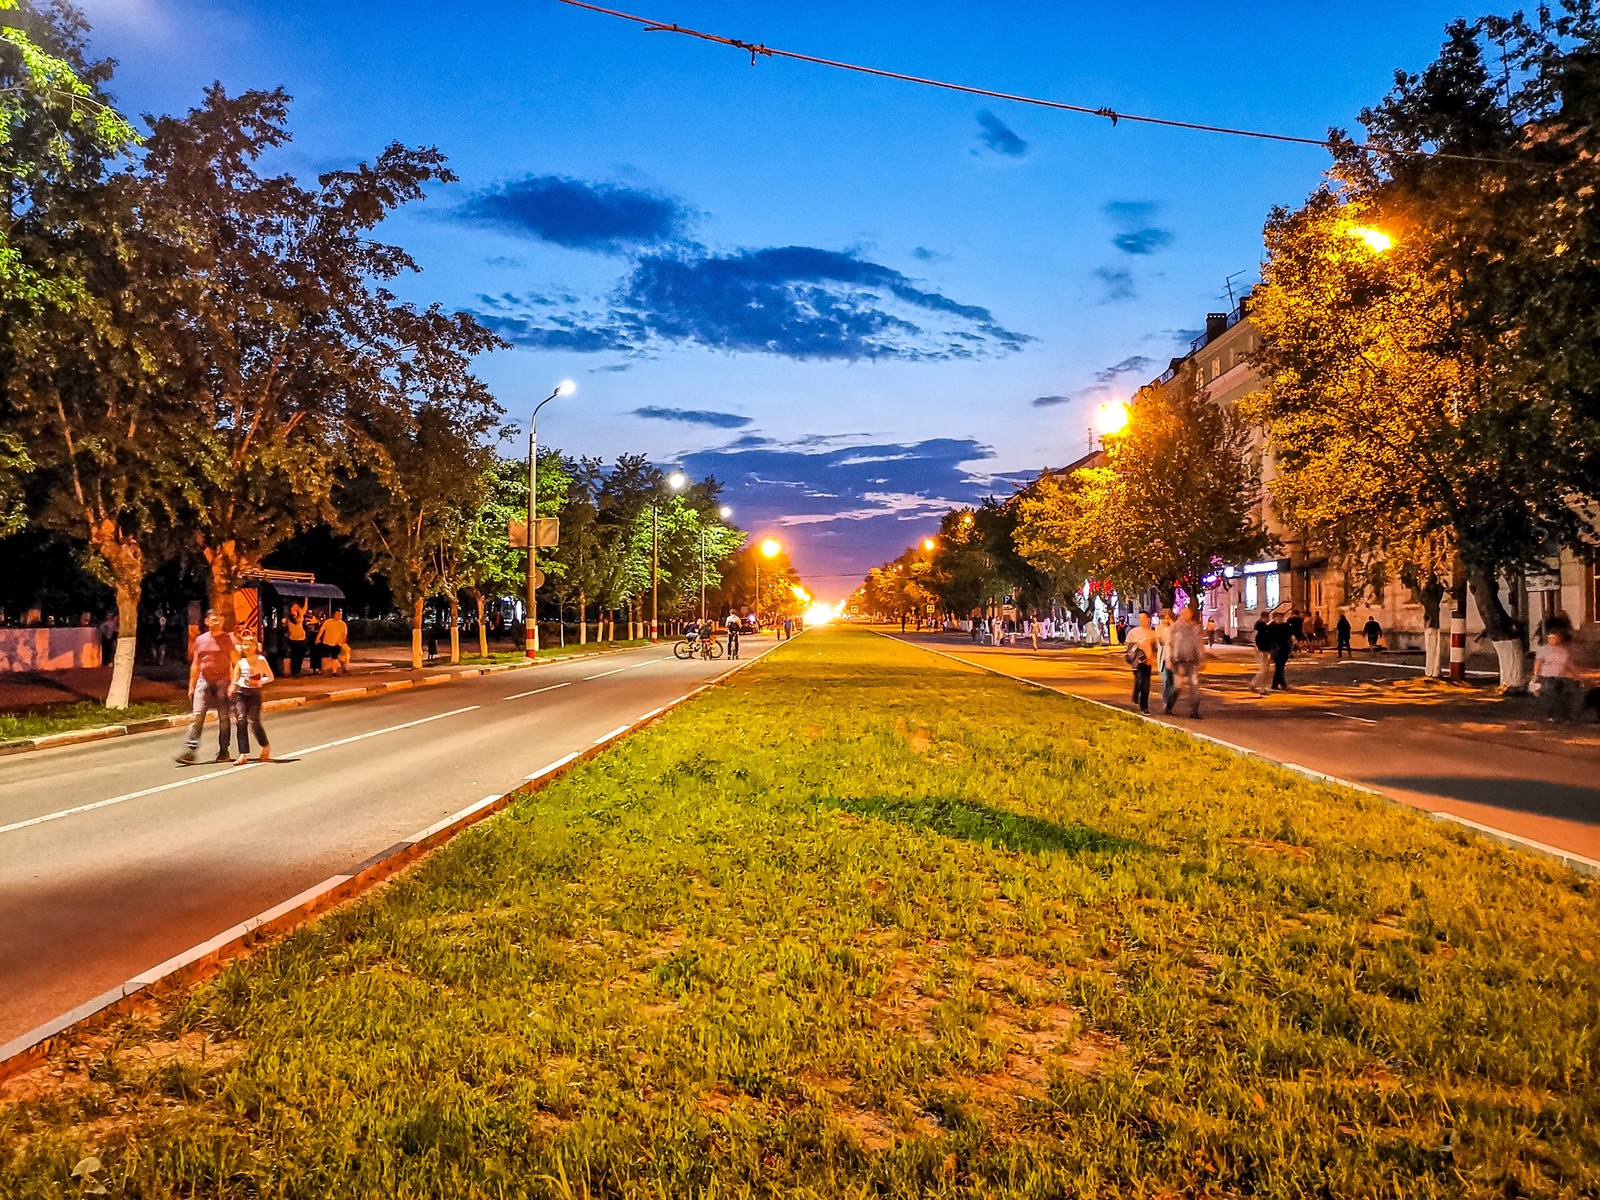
507,517,560,549
532,567,545,588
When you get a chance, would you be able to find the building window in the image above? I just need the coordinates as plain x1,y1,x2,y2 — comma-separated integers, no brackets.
1244,576,1258,610
1265,572,1282,610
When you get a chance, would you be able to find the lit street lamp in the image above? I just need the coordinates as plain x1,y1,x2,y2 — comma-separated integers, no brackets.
651,471,687,642
527,380,575,657
1347,224,1393,253
1094,399,1130,443
754,536,780,628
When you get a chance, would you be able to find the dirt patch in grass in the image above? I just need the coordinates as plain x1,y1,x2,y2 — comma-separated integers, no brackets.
5,628,1599,1199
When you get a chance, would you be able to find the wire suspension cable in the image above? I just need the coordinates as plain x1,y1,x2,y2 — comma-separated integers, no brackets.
555,0,1513,164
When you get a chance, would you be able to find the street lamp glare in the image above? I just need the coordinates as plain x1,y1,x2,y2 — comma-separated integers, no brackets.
1347,225,1393,254
555,379,576,396
922,538,936,551
668,471,687,491
719,505,732,519
760,537,781,558
1095,400,1130,437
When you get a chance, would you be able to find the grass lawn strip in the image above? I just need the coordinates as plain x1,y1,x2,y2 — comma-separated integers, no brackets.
0,700,186,744
2,628,1597,1198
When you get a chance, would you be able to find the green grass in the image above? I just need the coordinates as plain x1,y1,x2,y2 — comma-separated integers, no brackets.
0,699,185,743
421,640,654,668
3,628,1598,1198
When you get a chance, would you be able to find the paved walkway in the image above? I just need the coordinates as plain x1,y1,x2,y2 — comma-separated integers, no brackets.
891,630,1600,867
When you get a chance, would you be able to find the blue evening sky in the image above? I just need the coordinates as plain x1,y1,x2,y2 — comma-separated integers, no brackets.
77,0,1493,595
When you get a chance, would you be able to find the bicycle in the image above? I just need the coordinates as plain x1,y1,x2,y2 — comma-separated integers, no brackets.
673,632,724,660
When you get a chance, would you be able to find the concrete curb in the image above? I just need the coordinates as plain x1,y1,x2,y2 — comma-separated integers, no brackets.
892,633,1600,881
0,645,652,761
0,635,788,1084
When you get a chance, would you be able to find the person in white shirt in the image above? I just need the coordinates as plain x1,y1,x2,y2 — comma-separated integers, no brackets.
1124,612,1161,714
1534,627,1581,723
231,630,274,764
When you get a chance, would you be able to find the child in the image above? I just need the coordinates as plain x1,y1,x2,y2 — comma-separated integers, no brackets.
232,630,274,765
1534,626,1582,723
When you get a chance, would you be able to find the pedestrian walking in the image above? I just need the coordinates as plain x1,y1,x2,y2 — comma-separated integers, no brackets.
231,630,273,764
1363,615,1383,653
176,609,238,766
1155,610,1177,714
1534,625,1582,722
305,609,324,673
1124,612,1159,714
97,611,118,666
725,610,741,659
1269,612,1293,690
1166,607,1205,718
1250,616,1273,694
1028,613,1039,650
318,608,350,675
285,599,307,676
1335,611,1352,660
1309,612,1327,652
1204,615,1217,647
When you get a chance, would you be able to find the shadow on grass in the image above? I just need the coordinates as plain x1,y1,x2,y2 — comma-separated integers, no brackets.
817,794,1147,857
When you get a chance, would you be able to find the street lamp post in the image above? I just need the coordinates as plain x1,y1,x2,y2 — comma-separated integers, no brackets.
754,537,780,628
702,504,732,623
1093,400,1130,645
527,380,575,658
651,471,687,642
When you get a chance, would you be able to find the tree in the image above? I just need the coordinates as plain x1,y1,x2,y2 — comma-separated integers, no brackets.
1250,10,1600,685
457,457,531,658
132,86,479,621
1017,374,1269,612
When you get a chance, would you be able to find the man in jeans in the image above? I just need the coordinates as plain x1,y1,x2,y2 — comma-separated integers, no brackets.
1165,606,1205,718
177,609,238,765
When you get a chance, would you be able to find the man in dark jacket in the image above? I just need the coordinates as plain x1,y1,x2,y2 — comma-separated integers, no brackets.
1335,611,1353,659
1268,612,1293,690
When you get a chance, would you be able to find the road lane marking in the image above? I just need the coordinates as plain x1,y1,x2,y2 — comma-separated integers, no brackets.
1325,711,1379,725
594,725,630,744
292,706,481,757
503,681,573,701
0,705,481,838
584,668,626,680
526,752,578,780
639,707,664,721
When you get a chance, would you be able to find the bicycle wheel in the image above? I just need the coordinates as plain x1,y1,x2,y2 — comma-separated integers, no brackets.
673,640,693,660
705,638,724,660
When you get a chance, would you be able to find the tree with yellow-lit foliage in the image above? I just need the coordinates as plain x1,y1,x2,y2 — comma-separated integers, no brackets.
1251,10,1600,687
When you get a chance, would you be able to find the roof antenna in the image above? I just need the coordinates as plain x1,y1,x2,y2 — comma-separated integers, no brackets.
1222,269,1249,309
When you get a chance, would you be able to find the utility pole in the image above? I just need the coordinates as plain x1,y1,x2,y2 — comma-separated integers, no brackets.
525,381,574,658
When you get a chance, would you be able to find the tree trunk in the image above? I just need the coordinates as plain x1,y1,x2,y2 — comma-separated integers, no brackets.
449,593,461,664
411,597,425,670
204,539,247,630
1466,562,1526,689
84,519,143,710
475,592,488,658
579,589,587,645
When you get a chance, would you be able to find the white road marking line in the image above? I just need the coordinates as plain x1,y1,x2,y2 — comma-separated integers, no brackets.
594,725,630,744
293,706,481,757
584,668,626,680
639,707,664,721
502,681,573,701
0,705,481,838
1325,711,1379,725
526,752,578,780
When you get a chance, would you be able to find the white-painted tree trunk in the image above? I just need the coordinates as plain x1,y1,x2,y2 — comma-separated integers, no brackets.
1423,628,1443,678
1492,639,1527,690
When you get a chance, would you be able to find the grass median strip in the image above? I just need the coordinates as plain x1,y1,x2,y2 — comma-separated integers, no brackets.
3,628,1598,1198
0,699,185,744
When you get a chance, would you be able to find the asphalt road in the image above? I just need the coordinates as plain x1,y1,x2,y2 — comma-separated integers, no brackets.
892,631,1600,868
0,638,768,1046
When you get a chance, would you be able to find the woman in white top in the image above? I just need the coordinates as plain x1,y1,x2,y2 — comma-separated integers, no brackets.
231,630,275,764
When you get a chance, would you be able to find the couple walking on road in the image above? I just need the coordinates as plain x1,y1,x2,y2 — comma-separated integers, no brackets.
175,609,275,767
1124,608,1204,719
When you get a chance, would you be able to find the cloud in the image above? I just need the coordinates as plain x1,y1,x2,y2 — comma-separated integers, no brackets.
1113,229,1173,255
911,246,949,263
474,245,1031,362
1093,267,1136,302
974,109,1029,158
1103,199,1173,257
631,406,753,429
457,175,694,254
1095,354,1155,383
1031,394,1072,408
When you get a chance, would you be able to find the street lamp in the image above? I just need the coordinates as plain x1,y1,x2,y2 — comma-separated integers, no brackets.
651,470,688,642
526,380,575,657
1094,400,1129,442
922,538,936,552
754,536,780,629
1347,225,1393,253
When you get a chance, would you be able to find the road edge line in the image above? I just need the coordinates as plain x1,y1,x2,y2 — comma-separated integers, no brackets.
886,632,1600,880
0,636,786,1083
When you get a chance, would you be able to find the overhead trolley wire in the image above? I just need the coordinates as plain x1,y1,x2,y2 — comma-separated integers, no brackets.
555,0,1527,167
